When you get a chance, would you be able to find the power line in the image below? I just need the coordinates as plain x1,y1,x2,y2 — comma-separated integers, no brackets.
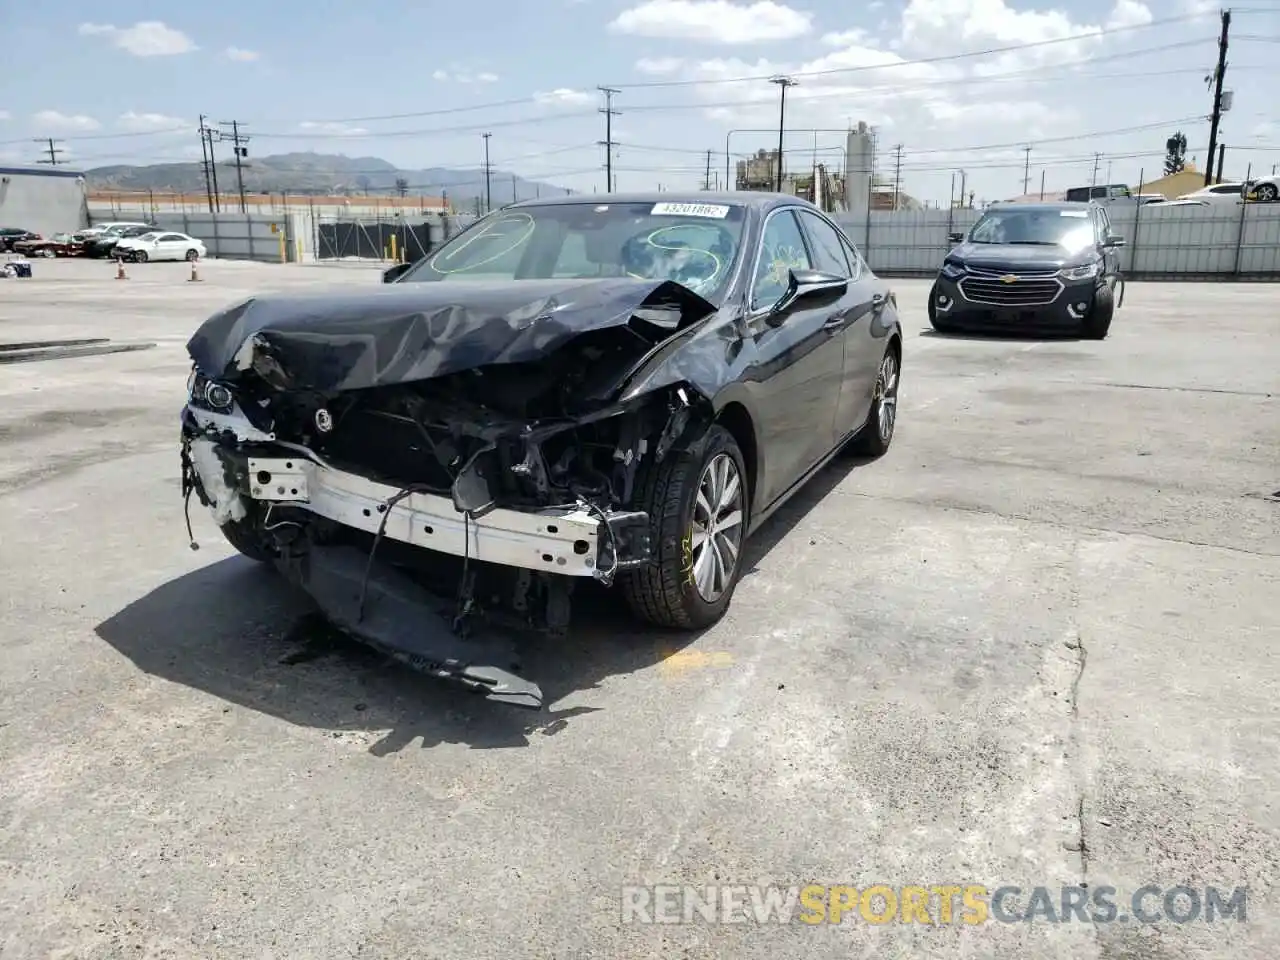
598,86,620,193
34,138,65,166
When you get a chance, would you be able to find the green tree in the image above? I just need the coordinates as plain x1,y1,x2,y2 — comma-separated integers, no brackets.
1164,131,1188,176
394,177,409,197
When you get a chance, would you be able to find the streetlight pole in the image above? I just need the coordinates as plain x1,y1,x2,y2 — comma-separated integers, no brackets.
769,76,796,193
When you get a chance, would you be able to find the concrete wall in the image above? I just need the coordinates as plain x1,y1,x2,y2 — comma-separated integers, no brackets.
0,167,90,237
833,202,1280,278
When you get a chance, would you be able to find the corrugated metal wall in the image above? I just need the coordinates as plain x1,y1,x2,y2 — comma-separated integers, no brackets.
834,204,1280,278
88,211,300,263
1,168,90,237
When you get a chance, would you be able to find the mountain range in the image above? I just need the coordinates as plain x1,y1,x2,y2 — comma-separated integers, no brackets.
84,152,573,205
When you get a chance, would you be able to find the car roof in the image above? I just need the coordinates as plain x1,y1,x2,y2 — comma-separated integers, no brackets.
507,190,816,215
989,201,1095,213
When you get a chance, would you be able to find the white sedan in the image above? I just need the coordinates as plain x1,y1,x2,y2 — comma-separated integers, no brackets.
113,231,207,263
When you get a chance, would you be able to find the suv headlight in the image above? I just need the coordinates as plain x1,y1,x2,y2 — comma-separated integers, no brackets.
941,260,966,280
1059,262,1100,281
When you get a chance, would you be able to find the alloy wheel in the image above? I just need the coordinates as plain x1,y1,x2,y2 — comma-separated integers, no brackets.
876,351,899,443
689,452,745,603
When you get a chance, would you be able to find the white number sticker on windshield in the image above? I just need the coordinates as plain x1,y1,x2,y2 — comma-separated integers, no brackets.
650,202,731,219
1059,210,1089,217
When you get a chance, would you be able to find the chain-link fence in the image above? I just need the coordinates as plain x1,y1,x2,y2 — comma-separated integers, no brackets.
313,213,477,262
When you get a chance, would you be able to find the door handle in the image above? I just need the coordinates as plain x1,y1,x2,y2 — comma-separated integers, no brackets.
823,313,847,329
870,292,886,309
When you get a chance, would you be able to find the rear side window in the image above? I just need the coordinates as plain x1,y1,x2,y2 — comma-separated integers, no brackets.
797,211,851,278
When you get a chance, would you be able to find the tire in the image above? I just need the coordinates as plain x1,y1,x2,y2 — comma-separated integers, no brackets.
185,248,199,261
219,517,275,563
848,342,901,458
134,250,148,263
1081,282,1114,340
621,424,749,630
1256,183,1278,203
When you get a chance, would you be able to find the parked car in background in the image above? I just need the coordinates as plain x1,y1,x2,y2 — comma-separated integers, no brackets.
930,201,1123,339
84,223,159,258
0,227,39,252
1148,198,1211,209
180,191,903,707
1175,182,1249,204
114,231,207,262
1246,174,1279,203
13,233,84,257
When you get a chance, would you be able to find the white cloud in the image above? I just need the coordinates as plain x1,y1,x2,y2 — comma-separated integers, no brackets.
117,111,186,132
0,110,10,121
821,29,868,46
610,0,812,44
224,46,260,61
636,56,685,74
534,88,595,106
433,68,499,83
1105,0,1153,30
78,21,197,56
298,121,370,137
31,110,101,132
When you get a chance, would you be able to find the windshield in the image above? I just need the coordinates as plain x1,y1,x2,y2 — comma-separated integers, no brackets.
967,208,1094,252
399,200,748,303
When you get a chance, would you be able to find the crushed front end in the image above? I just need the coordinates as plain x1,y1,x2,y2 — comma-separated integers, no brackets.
179,279,716,709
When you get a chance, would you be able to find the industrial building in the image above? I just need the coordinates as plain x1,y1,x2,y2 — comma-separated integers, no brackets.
0,166,90,238
733,122,920,214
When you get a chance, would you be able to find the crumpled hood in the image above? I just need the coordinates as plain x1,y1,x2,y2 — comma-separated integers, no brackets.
186,277,716,392
952,242,1092,271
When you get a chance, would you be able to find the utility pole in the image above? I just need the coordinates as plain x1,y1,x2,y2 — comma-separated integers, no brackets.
892,144,903,210
1022,146,1031,195
703,149,713,190
1204,8,1230,185
481,133,492,213
1090,153,1102,189
769,76,797,192
597,87,620,195
512,174,517,205
1217,143,1226,181
34,138,65,166
217,121,250,212
197,115,214,213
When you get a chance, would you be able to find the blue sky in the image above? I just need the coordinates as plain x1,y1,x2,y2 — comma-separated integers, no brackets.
0,0,1277,203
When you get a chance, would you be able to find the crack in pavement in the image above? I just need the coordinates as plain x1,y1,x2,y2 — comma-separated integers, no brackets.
840,490,1280,559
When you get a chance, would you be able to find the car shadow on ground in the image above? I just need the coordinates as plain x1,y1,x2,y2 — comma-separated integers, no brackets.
95,453,864,754
919,328,1084,343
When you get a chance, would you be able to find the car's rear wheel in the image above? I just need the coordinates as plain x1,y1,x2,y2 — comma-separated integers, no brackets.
1257,182,1278,202
1081,283,1114,340
848,343,900,458
622,424,748,630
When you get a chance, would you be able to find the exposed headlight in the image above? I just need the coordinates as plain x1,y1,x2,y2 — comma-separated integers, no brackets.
940,260,967,280
1059,262,1100,281
205,382,233,410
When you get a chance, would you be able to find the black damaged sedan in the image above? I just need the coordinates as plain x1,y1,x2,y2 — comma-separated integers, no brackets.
180,192,902,708
928,201,1125,339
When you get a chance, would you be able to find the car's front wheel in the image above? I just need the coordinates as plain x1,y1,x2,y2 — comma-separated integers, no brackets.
133,250,148,263
1256,182,1278,203
622,424,748,630
219,517,276,563
185,248,199,261
1081,283,1114,340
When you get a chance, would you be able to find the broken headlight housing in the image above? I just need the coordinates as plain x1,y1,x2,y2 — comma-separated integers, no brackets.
187,367,234,412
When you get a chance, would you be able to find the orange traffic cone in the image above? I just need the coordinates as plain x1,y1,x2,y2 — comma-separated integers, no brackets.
115,258,127,280
188,257,202,282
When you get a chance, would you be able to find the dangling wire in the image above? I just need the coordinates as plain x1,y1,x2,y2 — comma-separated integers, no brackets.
452,510,475,632
356,485,426,623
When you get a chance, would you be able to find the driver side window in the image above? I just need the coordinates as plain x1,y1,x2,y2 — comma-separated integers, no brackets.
751,210,812,311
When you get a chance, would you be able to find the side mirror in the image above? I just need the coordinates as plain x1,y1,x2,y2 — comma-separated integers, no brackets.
767,268,848,325
1104,235,1126,248
948,232,965,244
382,261,413,283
